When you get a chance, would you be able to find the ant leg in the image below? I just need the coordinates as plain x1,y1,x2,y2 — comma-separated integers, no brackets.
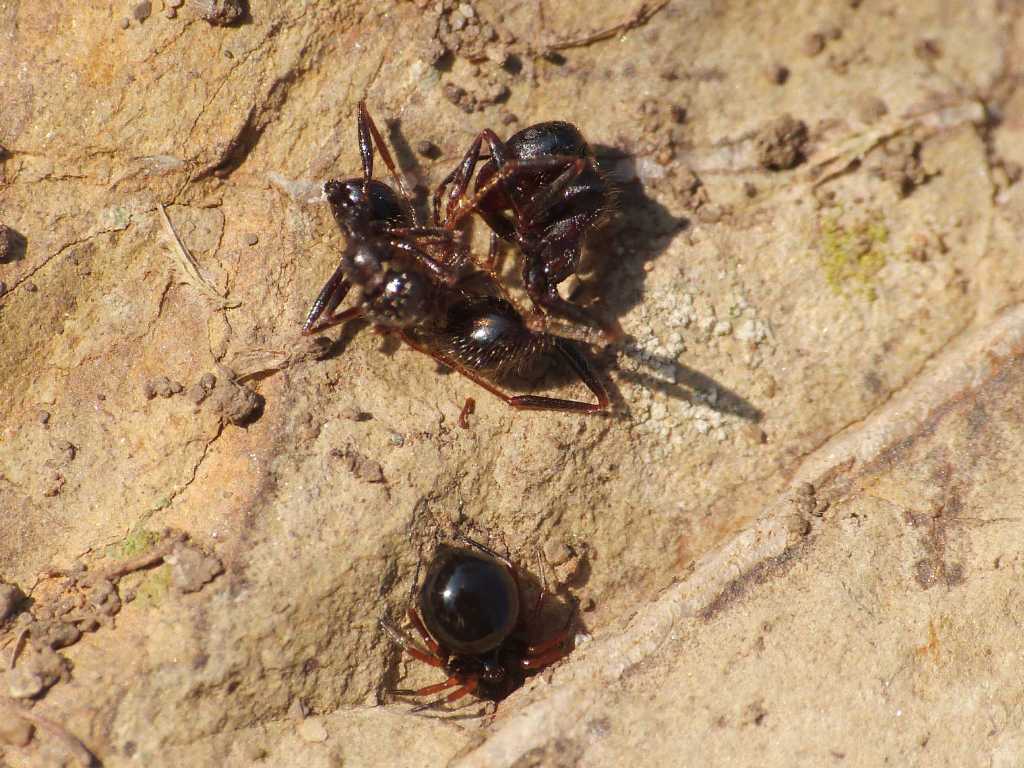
444,156,591,231
522,239,622,344
357,101,420,225
553,338,610,411
396,330,607,413
303,266,352,333
517,157,590,230
386,239,463,286
432,130,509,225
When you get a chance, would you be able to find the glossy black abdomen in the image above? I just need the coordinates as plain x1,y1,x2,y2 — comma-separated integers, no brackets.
419,547,520,656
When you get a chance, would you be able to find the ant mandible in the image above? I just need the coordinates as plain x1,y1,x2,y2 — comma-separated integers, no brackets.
302,102,608,413
432,121,616,341
380,537,575,710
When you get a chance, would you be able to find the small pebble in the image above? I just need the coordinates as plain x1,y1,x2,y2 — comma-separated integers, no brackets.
298,717,328,744
24,282,37,293
0,717,34,748
166,8,177,18
132,1,152,22
803,32,825,56
388,433,404,447
415,140,439,158
37,410,51,425
543,539,573,566
120,17,131,29
243,232,259,246
767,64,789,85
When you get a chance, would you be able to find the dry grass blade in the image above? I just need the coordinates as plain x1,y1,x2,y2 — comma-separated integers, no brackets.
157,203,241,309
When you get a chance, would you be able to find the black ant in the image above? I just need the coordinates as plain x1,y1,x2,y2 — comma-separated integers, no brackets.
302,101,465,334
380,538,575,710
432,120,615,340
303,102,608,413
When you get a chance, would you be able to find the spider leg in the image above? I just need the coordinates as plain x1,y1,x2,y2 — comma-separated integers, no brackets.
521,638,572,670
357,101,421,225
395,675,463,698
410,676,479,712
378,618,445,669
395,330,607,413
407,608,444,658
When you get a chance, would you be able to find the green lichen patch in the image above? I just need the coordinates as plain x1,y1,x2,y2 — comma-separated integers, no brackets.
107,528,162,561
817,213,889,300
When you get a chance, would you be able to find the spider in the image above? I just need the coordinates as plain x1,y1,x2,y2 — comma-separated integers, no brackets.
380,538,575,710
431,120,615,340
303,103,608,413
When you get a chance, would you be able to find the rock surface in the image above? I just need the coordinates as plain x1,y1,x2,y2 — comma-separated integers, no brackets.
2,1,1024,766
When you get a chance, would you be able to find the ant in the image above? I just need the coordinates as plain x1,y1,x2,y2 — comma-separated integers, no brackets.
380,537,575,710
303,102,608,413
432,120,615,341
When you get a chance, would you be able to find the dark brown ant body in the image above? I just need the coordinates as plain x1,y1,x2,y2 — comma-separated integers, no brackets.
303,103,608,413
380,539,574,709
433,121,613,338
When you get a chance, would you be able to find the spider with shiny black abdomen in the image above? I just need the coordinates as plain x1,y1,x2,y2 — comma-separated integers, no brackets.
432,120,616,341
380,539,576,710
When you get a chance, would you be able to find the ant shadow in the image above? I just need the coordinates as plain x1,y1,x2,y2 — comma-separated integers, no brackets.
1,226,28,264
583,146,762,423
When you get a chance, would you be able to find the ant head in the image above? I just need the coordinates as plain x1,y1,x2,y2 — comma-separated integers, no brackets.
342,241,431,327
324,178,407,234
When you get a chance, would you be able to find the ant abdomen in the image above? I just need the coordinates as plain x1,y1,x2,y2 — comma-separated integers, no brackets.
438,297,552,375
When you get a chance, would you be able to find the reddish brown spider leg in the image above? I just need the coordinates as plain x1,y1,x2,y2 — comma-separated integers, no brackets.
407,608,444,658
525,626,574,660
397,331,607,414
357,100,420,225
521,641,572,671
410,676,479,713
397,675,463,698
379,618,445,668
445,677,478,702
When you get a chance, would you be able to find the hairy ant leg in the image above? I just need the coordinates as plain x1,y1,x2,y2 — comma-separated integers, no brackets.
357,101,420,224
395,329,607,413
